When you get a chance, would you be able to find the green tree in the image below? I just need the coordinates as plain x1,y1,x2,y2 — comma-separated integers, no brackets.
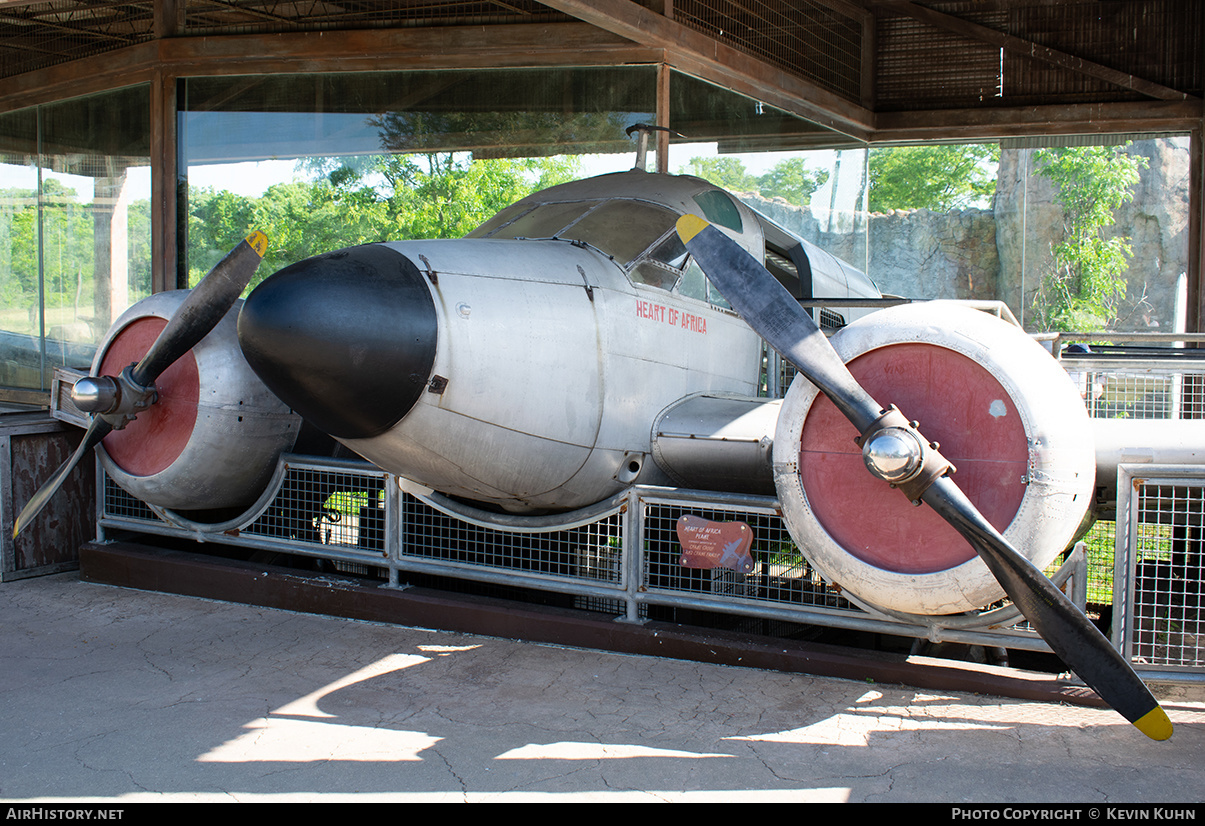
867,144,999,212
187,186,256,283
755,158,830,207
325,152,579,241
187,152,581,289
680,157,759,194
1030,144,1148,332
680,156,830,207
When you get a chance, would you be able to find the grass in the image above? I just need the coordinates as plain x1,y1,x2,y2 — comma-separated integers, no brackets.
325,489,383,516
1060,519,1175,607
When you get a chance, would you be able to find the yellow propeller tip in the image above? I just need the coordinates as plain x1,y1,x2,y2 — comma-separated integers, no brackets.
1134,706,1173,741
244,230,268,259
676,214,709,244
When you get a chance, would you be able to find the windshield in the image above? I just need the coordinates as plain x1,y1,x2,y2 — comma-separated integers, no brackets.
478,200,600,240
558,201,680,266
474,198,681,268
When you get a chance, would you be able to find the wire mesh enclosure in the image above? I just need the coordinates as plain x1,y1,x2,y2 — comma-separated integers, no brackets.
1117,467,1205,675
97,457,1048,647
1063,356,1205,420
96,457,1205,685
639,494,853,612
398,491,625,588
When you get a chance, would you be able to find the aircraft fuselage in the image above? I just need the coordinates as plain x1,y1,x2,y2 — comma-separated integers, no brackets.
239,171,775,511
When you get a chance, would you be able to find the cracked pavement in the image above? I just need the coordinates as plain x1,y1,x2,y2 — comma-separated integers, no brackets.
1,573,1202,803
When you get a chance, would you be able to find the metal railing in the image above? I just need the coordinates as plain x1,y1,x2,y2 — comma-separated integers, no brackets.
96,458,1085,652
91,328,1205,685
1115,465,1205,681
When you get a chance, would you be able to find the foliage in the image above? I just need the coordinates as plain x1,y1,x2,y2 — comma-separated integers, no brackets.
679,156,829,207
0,177,154,344
1029,144,1148,332
1,181,96,337
187,152,581,288
867,144,1000,212
756,158,831,206
680,157,759,193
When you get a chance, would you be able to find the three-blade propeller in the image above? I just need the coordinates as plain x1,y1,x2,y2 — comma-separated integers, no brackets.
676,214,1172,741
12,231,268,539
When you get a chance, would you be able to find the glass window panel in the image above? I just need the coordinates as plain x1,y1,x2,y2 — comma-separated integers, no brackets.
0,86,150,394
485,200,599,240
646,232,688,270
999,137,1190,334
179,67,655,286
558,201,678,266
0,114,41,393
664,69,870,317
677,260,708,302
630,261,680,291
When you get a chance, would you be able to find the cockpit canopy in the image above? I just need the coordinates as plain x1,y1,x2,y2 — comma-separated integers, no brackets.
466,170,880,323
466,171,752,309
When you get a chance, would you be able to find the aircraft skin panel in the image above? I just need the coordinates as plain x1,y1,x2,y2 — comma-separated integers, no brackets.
337,233,762,511
423,268,603,445
339,241,609,509
596,294,760,450
342,404,594,509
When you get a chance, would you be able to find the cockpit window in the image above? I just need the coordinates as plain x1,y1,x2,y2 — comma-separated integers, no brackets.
628,231,689,291
559,201,680,266
646,231,688,270
466,203,530,238
474,200,600,240
693,190,744,232
471,199,678,270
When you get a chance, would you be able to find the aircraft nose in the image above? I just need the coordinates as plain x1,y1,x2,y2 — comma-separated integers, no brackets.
238,244,438,440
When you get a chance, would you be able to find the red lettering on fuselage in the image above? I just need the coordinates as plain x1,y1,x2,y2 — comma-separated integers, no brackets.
635,298,707,334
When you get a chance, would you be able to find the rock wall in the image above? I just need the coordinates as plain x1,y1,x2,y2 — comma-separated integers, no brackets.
744,138,1189,332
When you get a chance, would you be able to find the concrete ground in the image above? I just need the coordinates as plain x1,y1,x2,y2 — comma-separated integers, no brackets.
1,571,1203,804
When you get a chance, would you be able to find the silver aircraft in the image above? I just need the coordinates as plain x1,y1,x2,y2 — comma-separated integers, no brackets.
17,168,1179,740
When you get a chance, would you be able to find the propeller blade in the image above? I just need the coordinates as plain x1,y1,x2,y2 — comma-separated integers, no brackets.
676,214,1172,741
12,417,111,539
11,231,267,540
922,475,1172,740
131,230,268,387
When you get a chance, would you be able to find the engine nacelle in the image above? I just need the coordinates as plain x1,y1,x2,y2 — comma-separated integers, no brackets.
773,302,1097,616
93,291,302,514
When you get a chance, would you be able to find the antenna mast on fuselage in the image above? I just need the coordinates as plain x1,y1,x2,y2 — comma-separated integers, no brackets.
625,123,682,174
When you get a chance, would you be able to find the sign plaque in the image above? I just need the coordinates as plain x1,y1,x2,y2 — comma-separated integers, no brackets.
676,515,755,573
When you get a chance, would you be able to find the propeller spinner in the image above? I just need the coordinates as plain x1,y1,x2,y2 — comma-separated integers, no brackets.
675,214,1173,741
12,231,268,539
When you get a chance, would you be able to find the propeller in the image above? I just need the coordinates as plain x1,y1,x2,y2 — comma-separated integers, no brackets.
12,231,268,539
675,214,1173,741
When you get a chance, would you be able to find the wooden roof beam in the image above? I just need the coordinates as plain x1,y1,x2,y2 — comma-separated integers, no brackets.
877,0,1197,102
538,0,876,141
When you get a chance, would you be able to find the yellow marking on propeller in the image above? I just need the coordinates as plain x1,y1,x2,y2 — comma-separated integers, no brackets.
245,230,268,259
676,214,709,244
1134,705,1173,741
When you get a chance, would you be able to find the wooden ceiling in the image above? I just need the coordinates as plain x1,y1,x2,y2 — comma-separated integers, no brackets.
0,0,1199,145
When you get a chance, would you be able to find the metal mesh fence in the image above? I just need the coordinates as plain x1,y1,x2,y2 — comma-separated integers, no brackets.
640,497,854,611
398,492,624,586
673,0,863,102
182,0,564,36
99,452,1205,681
1072,519,1116,611
101,461,389,562
102,473,157,523
1068,365,1205,420
241,467,387,554
1127,482,1205,669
